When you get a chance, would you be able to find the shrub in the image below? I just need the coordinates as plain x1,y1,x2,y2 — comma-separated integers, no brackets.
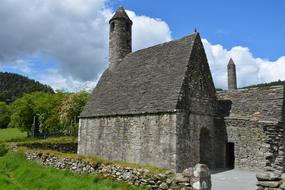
0,144,8,157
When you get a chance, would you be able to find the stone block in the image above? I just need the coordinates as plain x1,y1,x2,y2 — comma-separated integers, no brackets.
190,164,211,190
256,172,281,181
257,181,280,188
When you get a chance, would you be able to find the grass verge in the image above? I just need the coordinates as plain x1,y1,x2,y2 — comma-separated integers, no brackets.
0,128,27,143
0,151,149,190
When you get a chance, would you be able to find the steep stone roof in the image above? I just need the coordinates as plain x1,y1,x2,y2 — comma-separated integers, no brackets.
217,85,285,122
81,33,198,117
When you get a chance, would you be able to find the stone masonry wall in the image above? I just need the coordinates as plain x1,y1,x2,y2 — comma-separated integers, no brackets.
176,112,217,171
78,113,178,171
25,152,212,190
175,34,226,171
218,86,285,172
226,118,284,172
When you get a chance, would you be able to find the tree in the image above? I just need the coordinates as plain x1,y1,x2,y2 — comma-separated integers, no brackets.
10,95,34,134
9,91,89,137
0,102,11,128
58,91,89,135
10,92,63,136
0,72,54,103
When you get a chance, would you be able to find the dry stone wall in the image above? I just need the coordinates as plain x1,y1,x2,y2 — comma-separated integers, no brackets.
256,172,285,190
25,152,211,190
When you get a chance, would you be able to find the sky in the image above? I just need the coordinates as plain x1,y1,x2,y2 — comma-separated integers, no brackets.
0,0,284,91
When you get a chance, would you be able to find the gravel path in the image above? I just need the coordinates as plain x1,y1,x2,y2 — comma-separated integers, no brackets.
211,169,256,190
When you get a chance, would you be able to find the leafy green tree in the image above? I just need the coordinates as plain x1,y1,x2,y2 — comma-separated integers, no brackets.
59,91,89,135
10,95,34,134
9,91,89,137
10,92,61,136
0,102,11,128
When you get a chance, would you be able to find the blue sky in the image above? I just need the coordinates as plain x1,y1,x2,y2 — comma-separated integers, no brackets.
0,0,284,91
110,0,285,60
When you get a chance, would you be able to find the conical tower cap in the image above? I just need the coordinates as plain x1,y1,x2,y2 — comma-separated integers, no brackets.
109,6,132,24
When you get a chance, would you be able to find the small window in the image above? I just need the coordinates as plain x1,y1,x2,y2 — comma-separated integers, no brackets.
111,22,115,32
125,23,130,32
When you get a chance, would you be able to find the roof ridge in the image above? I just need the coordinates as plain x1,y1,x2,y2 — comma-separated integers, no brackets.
125,33,198,58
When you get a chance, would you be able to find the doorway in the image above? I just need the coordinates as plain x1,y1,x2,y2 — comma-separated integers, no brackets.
226,142,235,169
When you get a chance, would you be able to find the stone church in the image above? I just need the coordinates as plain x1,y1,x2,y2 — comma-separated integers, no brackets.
78,7,285,173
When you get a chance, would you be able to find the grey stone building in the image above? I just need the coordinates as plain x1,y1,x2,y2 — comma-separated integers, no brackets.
78,7,285,173
78,7,226,172
218,59,285,172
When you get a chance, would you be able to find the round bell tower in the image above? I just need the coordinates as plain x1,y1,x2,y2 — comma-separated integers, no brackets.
109,7,132,70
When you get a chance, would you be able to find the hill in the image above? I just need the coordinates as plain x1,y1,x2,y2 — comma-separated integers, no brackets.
0,72,54,103
243,80,285,89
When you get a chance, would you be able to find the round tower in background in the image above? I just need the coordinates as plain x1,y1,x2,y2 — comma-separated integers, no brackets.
109,7,132,70
227,58,237,90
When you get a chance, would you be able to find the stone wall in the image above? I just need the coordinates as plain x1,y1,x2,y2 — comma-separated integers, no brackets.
213,117,227,168
79,110,225,173
175,34,226,171
226,118,284,172
177,112,215,171
78,113,178,171
20,142,77,153
256,172,285,190
25,152,212,190
217,86,285,172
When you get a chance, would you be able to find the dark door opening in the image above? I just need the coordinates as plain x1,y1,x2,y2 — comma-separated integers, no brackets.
226,142,235,169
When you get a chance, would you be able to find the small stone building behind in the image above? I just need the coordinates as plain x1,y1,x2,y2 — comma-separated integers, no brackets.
218,83,285,172
78,7,285,173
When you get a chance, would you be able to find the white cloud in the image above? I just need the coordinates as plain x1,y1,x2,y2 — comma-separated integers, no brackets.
203,39,285,89
4,59,33,74
35,69,98,92
126,10,172,51
0,0,110,82
0,0,172,91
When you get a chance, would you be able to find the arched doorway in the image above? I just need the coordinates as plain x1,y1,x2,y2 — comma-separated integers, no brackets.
200,127,212,167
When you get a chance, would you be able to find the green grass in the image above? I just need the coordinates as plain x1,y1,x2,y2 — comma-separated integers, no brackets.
0,151,149,190
17,136,78,145
0,128,27,143
0,127,170,175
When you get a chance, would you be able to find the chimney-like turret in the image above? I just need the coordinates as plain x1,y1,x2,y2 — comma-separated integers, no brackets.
109,7,132,70
227,58,237,90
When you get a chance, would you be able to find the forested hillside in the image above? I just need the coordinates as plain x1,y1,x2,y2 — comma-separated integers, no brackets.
0,72,54,103
243,80,285,89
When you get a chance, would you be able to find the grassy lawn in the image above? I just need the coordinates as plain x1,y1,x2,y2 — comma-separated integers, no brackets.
0,128,27,143
0,128,167,189
0,151,148,190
